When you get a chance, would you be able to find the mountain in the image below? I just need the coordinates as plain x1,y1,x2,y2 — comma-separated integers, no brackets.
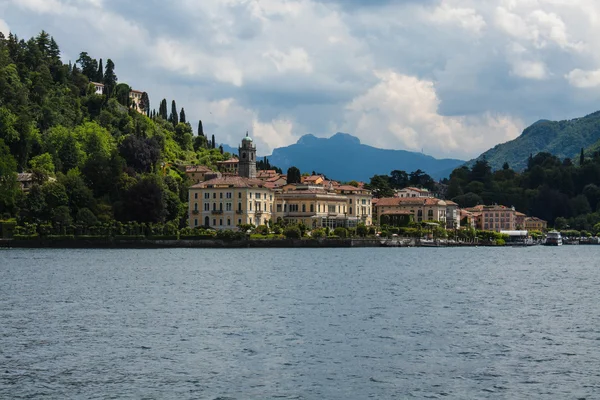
471,111,600,171
264,133,464,181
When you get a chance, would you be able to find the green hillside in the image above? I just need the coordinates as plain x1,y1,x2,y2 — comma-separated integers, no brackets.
0,30,229,228
473,111,600,170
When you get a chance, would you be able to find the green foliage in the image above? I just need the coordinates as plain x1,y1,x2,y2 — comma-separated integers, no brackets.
284,225,302,239
333,227,348,238
287,166,301,184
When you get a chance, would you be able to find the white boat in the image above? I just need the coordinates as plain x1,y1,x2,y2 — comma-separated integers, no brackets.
544,231,563,246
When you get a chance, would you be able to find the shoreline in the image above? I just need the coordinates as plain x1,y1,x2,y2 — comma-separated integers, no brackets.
0,237,499,249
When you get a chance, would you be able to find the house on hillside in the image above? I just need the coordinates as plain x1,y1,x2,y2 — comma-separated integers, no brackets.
91,82,104,95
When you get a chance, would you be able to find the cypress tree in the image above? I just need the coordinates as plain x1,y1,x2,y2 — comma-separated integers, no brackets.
140,92,150,116
96,58,103,82
159,99,167,120
169,100,178,127
198,120,204,137
580,147,585,166
211,134,215,149
179,108,186,124
219,145,223,154
103,59,117,96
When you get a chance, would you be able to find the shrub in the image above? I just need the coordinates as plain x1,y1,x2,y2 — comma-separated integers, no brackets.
333,227,348,238
356,224,368,237
496,238,506,246
284,226,302,239
311,228,326,238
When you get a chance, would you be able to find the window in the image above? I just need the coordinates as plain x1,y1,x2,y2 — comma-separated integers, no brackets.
249,193,252,199
270,195,273,201
350,207,353,215
238,219,242,225
213,193,216,199
238,202,242,212
227,219,231,226
204,203,209,211
256,202,261,211
310,204,314,213
302,204,306,212
328,205,336,213
350,199,353,204
213,219,216,226
194,203,198,211
428,210,434,217
212,203,216,211
289,204,299,212
194,219,198,227
194,193,198,199
204,193,210,199
226,192,232,199
226,203,232,211
418,210,423,216
362,199,366,205
277,204,282,212
219,203,223,211
219,219,223,226
249,203,252,211
238,192,242,199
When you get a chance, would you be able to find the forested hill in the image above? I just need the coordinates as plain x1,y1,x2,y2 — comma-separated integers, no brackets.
471,111,600,171
0,30,229,226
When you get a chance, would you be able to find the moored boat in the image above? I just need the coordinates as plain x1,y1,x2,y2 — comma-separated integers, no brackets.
544,231,563,246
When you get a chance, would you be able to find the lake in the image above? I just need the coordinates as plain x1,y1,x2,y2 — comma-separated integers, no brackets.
1,247,599,399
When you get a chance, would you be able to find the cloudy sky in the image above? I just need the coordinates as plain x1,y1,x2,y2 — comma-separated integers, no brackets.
2,0,600,159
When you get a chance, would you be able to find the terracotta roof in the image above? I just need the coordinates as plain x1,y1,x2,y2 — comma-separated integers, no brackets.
186,165,213,173
130,89,143,94
525,217,546,222
444,200,458,206
191,176,268,189
217,158,239,164
375,197,446,207
515,211,527,217
380,210,413,216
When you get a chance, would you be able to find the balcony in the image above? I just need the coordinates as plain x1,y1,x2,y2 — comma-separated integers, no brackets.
211,210,224,215
255,210,263,215
236,210,244,214
191,209,199,215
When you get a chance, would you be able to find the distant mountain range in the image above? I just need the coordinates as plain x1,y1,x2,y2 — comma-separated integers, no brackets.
229,133,462,182
471,111,600,170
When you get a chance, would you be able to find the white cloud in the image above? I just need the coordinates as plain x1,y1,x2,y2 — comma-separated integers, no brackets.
565,68,600,88
263,47,313,74
343,70,523,159
429,4,486,34
0,18,9,36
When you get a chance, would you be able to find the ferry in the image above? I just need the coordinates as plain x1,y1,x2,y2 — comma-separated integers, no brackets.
544,231,563,246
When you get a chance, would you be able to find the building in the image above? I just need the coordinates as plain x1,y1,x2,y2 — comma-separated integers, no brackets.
129,89,144,113
273,184,354,229
466,205,517,232
16,173,34,192
256,170,280,180
396,187,434,198
91,82,104,95
334,185,373,226
238,133,257,178
445,200,460,230
189,134,273,229
216,158,239,175
374,197,447,226
515,211,526,229
524,217,547,231
185,165,214,185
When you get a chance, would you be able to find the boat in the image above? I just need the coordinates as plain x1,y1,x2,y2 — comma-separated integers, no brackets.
544,231,563,246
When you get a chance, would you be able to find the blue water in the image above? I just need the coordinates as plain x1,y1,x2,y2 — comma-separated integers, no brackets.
1,247,599,399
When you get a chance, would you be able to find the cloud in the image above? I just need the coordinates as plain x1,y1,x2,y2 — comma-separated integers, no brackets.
343,70,523,159
565,68,600,88
3,0,600,162
0,19,9,36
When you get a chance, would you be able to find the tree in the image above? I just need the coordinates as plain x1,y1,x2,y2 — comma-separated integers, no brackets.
174,123,193,151
140,92,150,116
287,166,301,184
198,120,204,137
76,207,98,227
284,225,301,239
390,170,409,188
219,144,223,154
103,59,117,97
179,108,186,124
96,58,103,82
29,152,55,176
366,175,394,198
118,135,161,173
580,147,585,166
114,83,131,107
76,52,98,80
169,100,178,127
452,192,483,208
356,223,368,237
117,175,166,223
211,134,215,149
502,162,510,170
0,139,19,213
193,135,208,151
159,99,168,120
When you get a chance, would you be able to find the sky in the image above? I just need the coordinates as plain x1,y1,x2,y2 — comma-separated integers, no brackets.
2,0,600,160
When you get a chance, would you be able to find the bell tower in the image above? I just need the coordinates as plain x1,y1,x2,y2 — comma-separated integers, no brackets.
238,132,257,178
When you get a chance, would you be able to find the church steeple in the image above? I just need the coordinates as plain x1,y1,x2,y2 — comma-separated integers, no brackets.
238,132,257,178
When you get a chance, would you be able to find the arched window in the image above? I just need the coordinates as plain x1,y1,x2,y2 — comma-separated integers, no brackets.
302,204,306,212
349,206,353,215
204,216,210,226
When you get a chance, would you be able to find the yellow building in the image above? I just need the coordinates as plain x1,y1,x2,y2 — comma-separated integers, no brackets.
185,165,215,185
524,217,547,231
374,197,447,226
189,176,274,229
273,184,353,229
334,185,373,226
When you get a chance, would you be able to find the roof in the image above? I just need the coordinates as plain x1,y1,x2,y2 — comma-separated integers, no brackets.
444,200,458,206
191,176,268,189
525,216,547,222
380,210,413,216
186,165,213,173
217,158,239,165
400,187,430,193
130,89,143,94
17,173,33,182
375,197,446,207
90,81,104,86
